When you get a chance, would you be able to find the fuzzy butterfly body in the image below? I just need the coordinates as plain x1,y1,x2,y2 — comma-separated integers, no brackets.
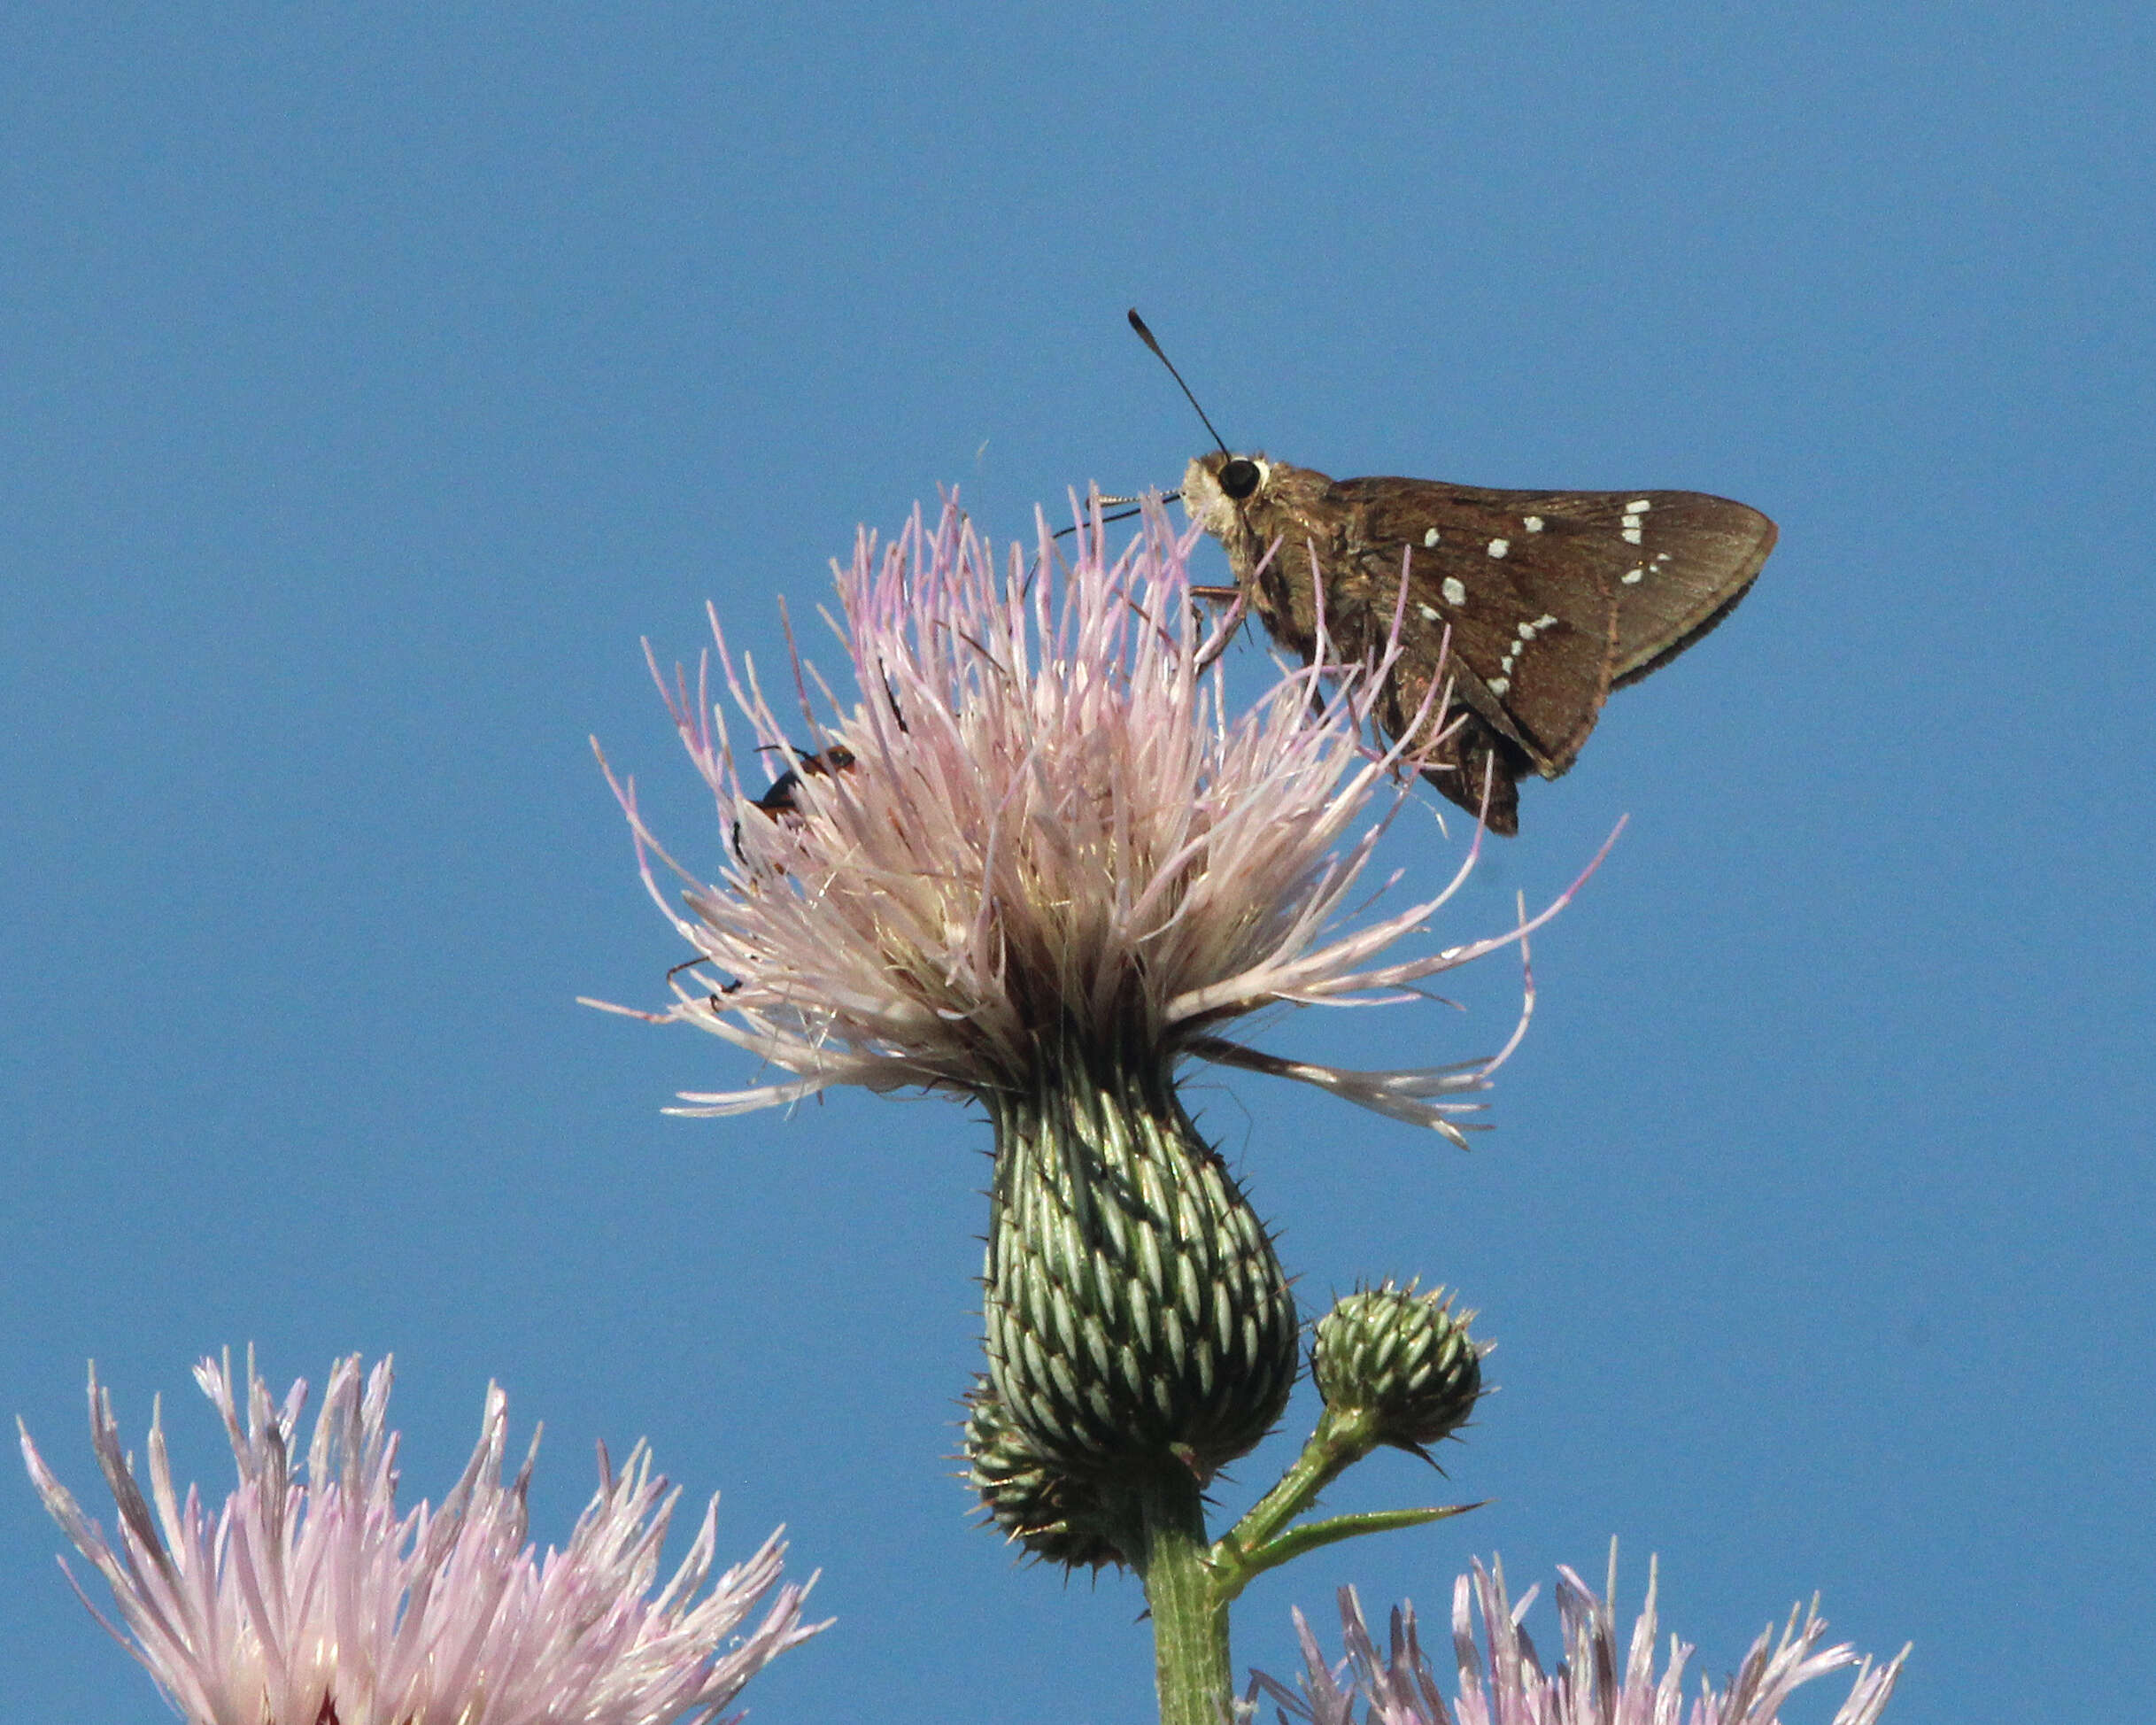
1178,452,1776,834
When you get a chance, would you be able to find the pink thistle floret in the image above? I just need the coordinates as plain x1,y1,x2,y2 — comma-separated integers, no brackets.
19,1352,820,1725
593,497,1592,1136
1256,1554,1905,1725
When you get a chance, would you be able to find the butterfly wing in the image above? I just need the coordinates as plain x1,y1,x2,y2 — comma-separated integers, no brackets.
1331,478,1621,776
1187,453,1773,834
1581,489,1776,686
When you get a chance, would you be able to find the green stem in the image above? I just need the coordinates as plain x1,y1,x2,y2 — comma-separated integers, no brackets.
1214,1406,1372,1582
1132,1464,1232,1725
1209,1407,1482,1602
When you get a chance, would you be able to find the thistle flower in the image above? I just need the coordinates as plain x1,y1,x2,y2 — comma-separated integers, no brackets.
597,495,1576,1139
19,1353,819,1725
1255,1556,1905,1725
594,495,1588,1722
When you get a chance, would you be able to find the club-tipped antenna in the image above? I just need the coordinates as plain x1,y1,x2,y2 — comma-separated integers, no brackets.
1127,309,1233,457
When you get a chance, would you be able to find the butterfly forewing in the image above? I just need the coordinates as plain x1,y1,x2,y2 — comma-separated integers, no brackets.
1341,480,1772,686
1333,478,1622,774
1584,489,1775,685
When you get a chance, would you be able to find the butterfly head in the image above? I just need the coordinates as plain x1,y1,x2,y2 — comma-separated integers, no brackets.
1178,450,1274,540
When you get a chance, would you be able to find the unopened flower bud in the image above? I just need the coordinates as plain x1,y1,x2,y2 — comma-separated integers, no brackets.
962,1378,1125,1571
1312,1280,1482,1451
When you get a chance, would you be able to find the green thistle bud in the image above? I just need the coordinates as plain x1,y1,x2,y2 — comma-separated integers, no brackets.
961,1378,1126,1571
981,1033,1299,1482
1312,1280,1482,1453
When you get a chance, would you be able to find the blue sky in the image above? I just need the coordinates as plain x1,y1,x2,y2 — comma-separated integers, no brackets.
4,5,2150,1721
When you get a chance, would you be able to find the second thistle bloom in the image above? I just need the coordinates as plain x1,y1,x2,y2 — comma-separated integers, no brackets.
1256,1558,1905,1725
20,1352,817,1725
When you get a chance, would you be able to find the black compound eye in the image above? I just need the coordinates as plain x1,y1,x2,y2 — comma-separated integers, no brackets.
1217,457,1261,500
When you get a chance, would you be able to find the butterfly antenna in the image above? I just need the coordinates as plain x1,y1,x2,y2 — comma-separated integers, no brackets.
1127,309,1233,456
1050,501,1147,542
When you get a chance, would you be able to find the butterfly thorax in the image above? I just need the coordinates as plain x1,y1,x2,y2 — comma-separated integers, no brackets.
1180,453,1363,658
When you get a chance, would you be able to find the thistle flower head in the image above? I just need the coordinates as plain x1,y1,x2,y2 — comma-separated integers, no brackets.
1256,1555,1905,1725
19,1352,818,1725
599,496,1577,1135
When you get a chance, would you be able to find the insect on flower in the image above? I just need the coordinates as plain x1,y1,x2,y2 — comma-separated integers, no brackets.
591,494,1605,1138
731,742,859,860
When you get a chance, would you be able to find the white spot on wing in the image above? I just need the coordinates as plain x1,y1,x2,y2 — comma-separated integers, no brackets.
1622,526,1644,545
1621,568,1645,584
1422,527,1441,548
1517,622,1538,639
1418,603,1441,622
1487,538,1510,558
1488,676,1511,695
1628,499,1651,512
1440,576,1466,607
1523,514,1544,532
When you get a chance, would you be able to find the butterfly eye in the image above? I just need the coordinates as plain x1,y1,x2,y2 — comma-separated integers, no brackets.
1217,458,1261,500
